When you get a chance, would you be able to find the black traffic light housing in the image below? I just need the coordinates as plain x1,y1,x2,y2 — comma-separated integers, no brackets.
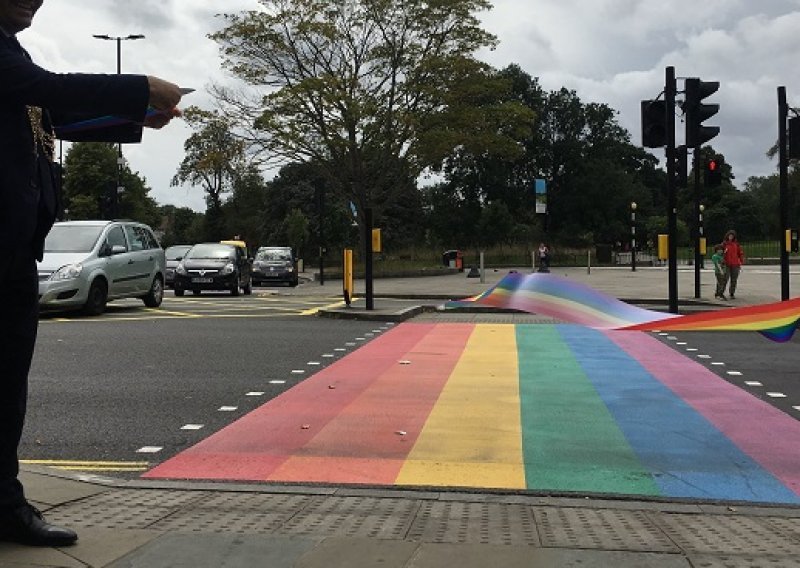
789,116,800,160
704,156,723,187
684,78,720,148
674,145,688,187
641,99,667,148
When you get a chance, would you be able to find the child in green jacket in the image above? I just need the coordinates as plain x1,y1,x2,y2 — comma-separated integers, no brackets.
712,245,728,299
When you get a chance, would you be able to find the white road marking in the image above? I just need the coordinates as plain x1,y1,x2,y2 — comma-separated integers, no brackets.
745,381,763,387
291,369,305,374
686,348,698,352
667,336,678,340
136,446,163,454
676,342,687,346
307,361,321,366
180,424,204,430
767,392,788,398
697,354,711,359
345,342,356,346
793,406,800,411
269,380,286,384
335,348,347,352
711,362,725,366
727,371,743,376
322,354,334,358
246,392,265,396
218,406,238,412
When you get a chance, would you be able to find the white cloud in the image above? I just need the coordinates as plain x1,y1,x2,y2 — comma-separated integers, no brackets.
15,0,800,212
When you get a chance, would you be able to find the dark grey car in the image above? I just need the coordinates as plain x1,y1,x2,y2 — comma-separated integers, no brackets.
173,243,252,296
252,246,298,287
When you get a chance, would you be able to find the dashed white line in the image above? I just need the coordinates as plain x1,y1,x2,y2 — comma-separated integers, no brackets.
697,355,711,359
658,333,668,336
727,371,743,376
355,337,366,341
218,406,238,412
335,348,347,352
667,336,678,341
269,380,286,385
745,381,763,387
767,392,788,398
793,406,800,411
180,424,204,431
676,342,687,346
322,354,334,358
307,361,321,366
345,342,356,347
711,362,725,366
686,348,698,352
291,369,305,374
246,392,265,396
136,446,163,454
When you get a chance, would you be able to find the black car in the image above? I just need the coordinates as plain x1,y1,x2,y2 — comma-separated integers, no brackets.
252,246,298,287
173,243,252,296
164,244,192,289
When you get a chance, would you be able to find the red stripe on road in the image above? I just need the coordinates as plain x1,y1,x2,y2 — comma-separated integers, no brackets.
267,323,474,484
607,331,800,497
144,323,439,481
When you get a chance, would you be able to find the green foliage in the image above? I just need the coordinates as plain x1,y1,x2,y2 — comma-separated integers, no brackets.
284,208,310,256
63,142,158,225
208,0,521,226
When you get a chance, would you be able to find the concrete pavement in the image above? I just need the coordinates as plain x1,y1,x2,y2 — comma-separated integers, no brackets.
5,265,800,567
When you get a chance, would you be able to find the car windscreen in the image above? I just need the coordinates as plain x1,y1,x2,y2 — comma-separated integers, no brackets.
43,225,105,253
185,244,235,260
165,246,192,260
256,249,291,261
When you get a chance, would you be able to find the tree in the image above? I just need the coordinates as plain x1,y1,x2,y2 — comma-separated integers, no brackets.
284,208,310,258
209,0,528,225
63,142,158,225
172,107,246,213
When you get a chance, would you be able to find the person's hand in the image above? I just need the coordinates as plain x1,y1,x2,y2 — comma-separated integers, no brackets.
148,76,182,111
143,107,182,129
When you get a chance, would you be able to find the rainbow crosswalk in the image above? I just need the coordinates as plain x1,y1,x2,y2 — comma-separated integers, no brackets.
145,323,800,504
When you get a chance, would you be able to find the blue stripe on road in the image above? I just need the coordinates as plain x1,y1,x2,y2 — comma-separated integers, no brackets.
557,325,800,503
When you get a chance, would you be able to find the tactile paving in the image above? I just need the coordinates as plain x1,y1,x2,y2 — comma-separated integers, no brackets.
654,513,800,556
533,506,677,552
406,501,539,546
275,495,419,539
686,554,800,568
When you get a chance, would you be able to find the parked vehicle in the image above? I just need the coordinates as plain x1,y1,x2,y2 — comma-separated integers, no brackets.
252,246,298,287
164,244,192,288
38,220,165,315
173,242,252,296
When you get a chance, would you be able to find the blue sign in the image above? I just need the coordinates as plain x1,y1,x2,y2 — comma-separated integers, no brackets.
534,179,547,214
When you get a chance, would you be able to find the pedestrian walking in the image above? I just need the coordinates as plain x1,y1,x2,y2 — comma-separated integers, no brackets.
0,0,183,547
537,242,550,273
711,244,728,300
721,230,745,300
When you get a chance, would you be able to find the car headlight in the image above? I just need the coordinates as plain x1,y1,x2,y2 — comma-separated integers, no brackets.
287,267,294,272
50,263,83,281
176,263,187,275
221,263,235,275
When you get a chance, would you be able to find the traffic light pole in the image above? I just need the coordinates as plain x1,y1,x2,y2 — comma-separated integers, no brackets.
778,86,790,301
666,67,678,314
364,207,374,310
693,146,702,299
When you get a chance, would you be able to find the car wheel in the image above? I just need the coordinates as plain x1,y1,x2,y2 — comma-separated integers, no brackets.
82,279,108,316
142,275,164,307
174,288,185,297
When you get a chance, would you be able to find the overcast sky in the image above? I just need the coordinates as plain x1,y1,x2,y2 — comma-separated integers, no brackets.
18,0,800,212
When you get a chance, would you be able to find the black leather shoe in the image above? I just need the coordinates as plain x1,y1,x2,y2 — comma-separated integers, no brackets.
0,503,77,546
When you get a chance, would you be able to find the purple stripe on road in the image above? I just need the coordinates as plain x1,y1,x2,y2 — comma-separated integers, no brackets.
608,331,800,498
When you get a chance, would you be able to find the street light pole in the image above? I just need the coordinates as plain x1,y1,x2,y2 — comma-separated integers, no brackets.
92,34,144,219
630,202,637,272
699,204,705,271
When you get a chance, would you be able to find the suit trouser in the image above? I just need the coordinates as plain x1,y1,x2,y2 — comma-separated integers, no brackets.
0,250,38,511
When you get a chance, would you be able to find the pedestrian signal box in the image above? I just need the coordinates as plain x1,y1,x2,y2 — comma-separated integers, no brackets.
788,229,799,253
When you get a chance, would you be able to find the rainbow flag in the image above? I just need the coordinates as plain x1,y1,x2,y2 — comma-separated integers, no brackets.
144,323,800,504
446,272,800,342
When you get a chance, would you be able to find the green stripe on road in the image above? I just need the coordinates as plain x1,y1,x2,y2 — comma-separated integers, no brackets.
516,325,659,496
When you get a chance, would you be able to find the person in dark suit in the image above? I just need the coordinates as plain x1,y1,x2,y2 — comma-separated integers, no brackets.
0,0,183,546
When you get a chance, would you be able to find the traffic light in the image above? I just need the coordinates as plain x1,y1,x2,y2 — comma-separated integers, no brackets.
789,117,800,159
684,78,720,148
704,156,723,187
641,99,667,148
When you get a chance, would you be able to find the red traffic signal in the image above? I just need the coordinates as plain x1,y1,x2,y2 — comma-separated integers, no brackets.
704,157,723,187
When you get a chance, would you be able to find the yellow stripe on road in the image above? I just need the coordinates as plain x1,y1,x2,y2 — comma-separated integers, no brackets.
21,460,149,472
396,324,525,489
301,300,349,316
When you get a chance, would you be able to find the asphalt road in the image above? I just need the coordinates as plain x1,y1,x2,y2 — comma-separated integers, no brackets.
655,329,800,418
22,294,385,475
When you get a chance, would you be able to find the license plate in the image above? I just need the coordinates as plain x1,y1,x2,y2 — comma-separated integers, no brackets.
192,277,213,283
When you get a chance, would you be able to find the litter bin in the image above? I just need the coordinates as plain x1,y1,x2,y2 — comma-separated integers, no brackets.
442,250,464,272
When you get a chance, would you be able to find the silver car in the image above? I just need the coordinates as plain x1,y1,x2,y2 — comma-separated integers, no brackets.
38,220,166,315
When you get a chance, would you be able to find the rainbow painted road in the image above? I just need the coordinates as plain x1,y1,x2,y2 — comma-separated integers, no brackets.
145,323,800,504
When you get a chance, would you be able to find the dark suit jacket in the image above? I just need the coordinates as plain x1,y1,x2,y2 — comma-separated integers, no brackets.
0,33,150,260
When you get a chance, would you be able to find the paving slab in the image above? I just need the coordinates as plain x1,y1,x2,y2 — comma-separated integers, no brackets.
293,537,418,568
